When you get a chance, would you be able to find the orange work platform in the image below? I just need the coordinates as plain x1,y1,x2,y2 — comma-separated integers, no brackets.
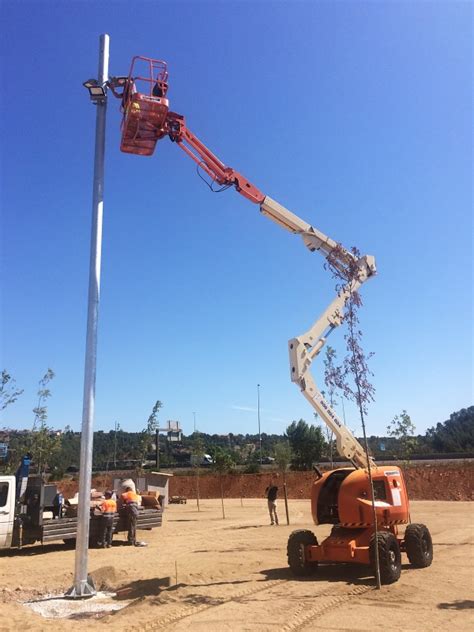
120,93,169,156
119,56,169,156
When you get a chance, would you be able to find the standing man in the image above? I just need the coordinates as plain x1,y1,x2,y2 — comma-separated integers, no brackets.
98,490,117,548
52,491,64,519
121,485,140,546
265,482,279,526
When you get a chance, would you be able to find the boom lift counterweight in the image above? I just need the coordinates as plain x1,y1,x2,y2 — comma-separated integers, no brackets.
110,56,433,584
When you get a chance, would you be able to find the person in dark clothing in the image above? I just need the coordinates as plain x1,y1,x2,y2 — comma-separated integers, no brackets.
265,483,279,525
52,492,64,519
98,491,117,548
152,82,164,98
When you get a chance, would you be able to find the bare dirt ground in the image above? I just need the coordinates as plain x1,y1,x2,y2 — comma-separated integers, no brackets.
0,499,472,632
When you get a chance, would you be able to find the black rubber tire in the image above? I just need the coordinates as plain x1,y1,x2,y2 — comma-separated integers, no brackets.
404,524,433,568
287,529,318,576
370,531,402,585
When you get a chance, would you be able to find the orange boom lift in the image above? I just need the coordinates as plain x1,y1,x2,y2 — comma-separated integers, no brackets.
110,57,433,584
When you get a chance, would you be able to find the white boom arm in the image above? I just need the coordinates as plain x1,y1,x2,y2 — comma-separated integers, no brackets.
260,196,376,469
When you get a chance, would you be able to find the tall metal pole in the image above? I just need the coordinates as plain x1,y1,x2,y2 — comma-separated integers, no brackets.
193,411,196,433
66,33,109,599
114,420,118,468
257,384,262,464
156,429,160,471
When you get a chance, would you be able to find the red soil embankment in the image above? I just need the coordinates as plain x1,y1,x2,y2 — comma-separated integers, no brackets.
56,463,473,502
168,464,474,502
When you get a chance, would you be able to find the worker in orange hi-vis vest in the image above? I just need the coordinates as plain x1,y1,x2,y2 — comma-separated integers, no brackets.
98,491,117,548
121,486,141,546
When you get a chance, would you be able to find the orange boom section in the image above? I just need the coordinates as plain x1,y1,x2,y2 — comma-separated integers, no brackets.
120,56,170,156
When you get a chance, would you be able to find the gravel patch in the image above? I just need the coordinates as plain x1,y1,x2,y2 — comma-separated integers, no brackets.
23,591,131,619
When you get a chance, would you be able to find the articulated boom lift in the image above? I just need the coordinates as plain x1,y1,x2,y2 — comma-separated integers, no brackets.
111,56,433,584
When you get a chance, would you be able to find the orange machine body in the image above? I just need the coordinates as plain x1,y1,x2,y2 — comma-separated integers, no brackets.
306,465,409,565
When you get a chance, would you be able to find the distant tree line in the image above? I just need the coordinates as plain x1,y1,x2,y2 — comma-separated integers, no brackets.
1,367,472,478
1,406,472,479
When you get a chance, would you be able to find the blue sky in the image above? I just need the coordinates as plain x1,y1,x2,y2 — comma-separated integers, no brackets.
0,1,472,439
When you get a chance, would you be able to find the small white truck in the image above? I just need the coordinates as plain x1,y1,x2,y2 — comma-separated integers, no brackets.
0,470,162,551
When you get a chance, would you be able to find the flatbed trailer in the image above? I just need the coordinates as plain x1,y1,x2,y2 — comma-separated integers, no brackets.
12,507,162,548
0,473,162,551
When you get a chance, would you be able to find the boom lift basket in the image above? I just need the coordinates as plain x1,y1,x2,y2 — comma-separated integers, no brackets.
120,56,170,156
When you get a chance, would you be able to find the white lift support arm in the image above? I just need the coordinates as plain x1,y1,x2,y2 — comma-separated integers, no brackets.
155,110,378,470
260,196,377,470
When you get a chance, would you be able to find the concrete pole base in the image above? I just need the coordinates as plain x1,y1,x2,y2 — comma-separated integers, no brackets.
64,576,96,599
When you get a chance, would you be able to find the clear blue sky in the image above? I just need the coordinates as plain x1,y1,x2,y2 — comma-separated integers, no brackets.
0,1,472,439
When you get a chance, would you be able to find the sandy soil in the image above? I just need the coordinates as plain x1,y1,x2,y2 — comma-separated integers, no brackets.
0,499,472,631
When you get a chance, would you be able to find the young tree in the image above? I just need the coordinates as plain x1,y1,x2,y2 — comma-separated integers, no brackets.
325,245,380,587
209,446,234,519
30,369,60,474
191,433,205,511
274,441,292,525
322,346,340,467
387,410,417,461
274,441,292,474
286,420,325,470
139,400,163,466
1,370,23,411
325,247,376,419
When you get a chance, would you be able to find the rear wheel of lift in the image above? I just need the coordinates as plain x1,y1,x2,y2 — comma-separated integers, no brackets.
287,529,318,576
370,532,401,584
404,523,433,568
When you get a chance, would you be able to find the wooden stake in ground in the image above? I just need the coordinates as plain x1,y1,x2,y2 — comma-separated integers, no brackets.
210,447,233,519
274,441,291,525
192,432,205,512
283,481,290,525
220,476,225,519
195,466,201,512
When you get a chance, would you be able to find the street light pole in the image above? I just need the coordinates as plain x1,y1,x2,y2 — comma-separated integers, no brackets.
156,428,160,470
66,33,109,599
114,420,118,468
257,384,262,464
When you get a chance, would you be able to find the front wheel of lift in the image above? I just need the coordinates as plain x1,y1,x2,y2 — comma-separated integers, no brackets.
404,523,433,568
370,531,402,584
287,529,318,576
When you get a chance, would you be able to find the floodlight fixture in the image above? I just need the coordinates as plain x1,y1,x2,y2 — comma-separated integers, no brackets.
107,75,128,88
82,78,106,101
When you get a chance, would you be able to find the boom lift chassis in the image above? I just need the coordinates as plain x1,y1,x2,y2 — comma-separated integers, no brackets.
108,56,433,584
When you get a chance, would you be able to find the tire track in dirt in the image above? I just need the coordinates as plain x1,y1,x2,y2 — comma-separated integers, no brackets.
281,584,372,632
126,574,373,632
127,577,285,632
